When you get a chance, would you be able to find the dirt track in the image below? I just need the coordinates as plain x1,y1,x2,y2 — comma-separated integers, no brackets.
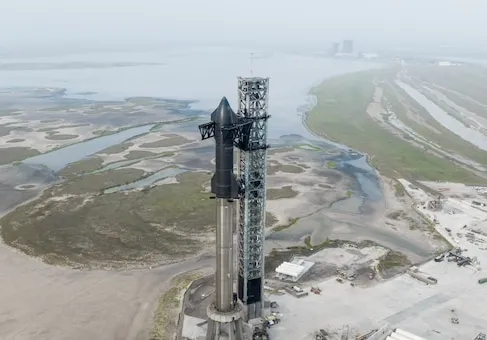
0,242,213,340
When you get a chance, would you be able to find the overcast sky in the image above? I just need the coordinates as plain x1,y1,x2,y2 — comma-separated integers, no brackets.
1,0,487,51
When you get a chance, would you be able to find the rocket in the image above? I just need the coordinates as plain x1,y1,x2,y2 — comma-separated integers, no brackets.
209,97,239,312
210,97,239,200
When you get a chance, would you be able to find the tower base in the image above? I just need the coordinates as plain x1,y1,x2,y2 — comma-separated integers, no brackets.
206,303,244,340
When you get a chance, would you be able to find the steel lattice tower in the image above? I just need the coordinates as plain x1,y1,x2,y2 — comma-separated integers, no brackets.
236,77,270,320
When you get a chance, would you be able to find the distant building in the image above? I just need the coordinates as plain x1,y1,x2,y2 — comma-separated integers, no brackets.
437,61,459,66
342,40,354,54
361,53,378,59
330,42,340,56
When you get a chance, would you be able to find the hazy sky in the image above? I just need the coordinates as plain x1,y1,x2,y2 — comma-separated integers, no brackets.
1,0,487,51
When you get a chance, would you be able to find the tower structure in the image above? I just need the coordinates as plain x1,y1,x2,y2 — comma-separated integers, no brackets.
236,77,270,320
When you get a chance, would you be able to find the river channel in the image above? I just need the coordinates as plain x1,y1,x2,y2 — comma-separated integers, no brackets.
396,80,487,151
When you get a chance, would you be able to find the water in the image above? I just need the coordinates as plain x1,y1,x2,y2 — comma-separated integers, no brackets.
22,124,154,171
396,80,487,151
93,159,140,173
0,47,381,139
104,166,188,193
6,47,383,201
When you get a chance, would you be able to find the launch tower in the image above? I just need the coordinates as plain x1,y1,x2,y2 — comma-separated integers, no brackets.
236,77,270,320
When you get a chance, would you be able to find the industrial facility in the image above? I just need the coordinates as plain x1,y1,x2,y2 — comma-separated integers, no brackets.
185,75,487,340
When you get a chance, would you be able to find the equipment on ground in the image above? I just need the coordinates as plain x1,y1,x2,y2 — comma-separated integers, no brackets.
316,329,328,340
252,327,270,340
434,254,445,262
310,287,321,294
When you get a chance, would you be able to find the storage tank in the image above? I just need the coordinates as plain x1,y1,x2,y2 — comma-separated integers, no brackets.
395,328,427,340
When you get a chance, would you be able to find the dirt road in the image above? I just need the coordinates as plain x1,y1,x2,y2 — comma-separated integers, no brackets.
0,242,213,340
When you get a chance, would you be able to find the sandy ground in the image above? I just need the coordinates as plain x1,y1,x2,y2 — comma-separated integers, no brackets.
267,168,443,263
265,180,487,340
96,131,199,167
0,240,214,340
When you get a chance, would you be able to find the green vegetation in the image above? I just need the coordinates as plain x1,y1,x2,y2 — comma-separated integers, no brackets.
267,147,294,155
436,87,487,119
345,190,352,198
406,65,487,110
45,133,79,140
150,271,201,340
150,116,200,131
306,70,487,183
267,186,299,200
384,82,487,168
387,211,403,220
377,250,411,271
124,150,157,160
393,181,405,197
0,147,40,165
266,212,278,227
60,168,145,194
304,235,313,248
58,157,104,177
267,163,304,175
296,143,321,151
6,138,25,143
99,142,133,155
92,129,115,136
0,171,214,267
272,217,300,232
326,160,337,169
37,124,88,132
140,135,190,148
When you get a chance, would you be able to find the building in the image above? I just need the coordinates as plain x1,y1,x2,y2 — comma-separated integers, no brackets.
330,42,340,56
275,257,314,282
341,39,354,54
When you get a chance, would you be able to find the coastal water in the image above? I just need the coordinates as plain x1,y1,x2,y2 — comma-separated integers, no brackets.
22,124,154,171
0,47,379,139
104,166,188,194
3,46,382,200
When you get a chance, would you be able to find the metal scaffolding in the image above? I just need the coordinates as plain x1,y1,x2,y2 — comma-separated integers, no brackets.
236,77,270,320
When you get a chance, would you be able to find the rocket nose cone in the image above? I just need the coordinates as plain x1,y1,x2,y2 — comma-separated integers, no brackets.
211,97,237,125
219,96,231,108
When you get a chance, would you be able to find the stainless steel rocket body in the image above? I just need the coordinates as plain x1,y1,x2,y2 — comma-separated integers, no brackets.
215,198,234,312
199,97,245,339
209,98,239,312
